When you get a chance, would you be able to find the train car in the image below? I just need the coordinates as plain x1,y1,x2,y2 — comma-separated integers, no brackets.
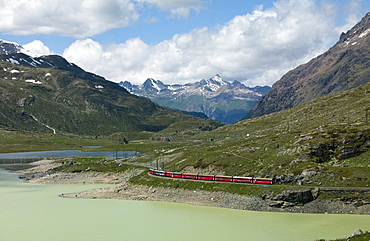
198,174,215,181
253,178,275,184
149,169,156,175
182,173,198,179
233,176,253,183
164,172,174,177
214,175,233,182
172,172,182,178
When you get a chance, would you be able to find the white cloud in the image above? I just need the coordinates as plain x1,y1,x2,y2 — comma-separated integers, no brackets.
63,39,104,69
62,0,366,86
0,0,204,38
0,0,137,38
22,40,53,57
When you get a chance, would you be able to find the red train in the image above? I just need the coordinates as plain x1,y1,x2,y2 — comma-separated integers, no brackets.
149,169,275,185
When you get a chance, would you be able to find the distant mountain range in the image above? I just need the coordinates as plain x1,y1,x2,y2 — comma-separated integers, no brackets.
0,41,220,136
120,75,270,124
246,12,370,119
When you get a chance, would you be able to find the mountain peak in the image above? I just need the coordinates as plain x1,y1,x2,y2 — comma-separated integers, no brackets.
339,12,370,44
198,75,228,92
210,74,227,85
0,39,23,54
142,78,166,92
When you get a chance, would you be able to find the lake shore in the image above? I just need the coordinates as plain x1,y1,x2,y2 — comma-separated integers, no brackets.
4,160,370,215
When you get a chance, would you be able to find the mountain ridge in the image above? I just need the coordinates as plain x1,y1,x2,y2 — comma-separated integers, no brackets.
120,75,270,124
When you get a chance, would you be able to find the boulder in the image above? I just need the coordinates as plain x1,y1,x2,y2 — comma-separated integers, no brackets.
353,229,363,236
272,189,317,205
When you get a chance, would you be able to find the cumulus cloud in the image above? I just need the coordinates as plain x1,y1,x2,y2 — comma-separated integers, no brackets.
62,0,365,86
22,40,53,57
0,0,204,38
63,39,104,69
0,0,138,38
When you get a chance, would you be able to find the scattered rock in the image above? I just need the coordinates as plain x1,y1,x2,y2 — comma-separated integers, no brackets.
353,229,363,236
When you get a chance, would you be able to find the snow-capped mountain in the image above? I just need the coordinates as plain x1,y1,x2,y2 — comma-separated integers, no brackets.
0,39,40,57
120,75,270,124
0,40,24,54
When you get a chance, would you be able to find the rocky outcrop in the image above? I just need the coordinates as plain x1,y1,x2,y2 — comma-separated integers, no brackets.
151,136,171,142
267,188,319,207
307,129,370,162
278,128,370,164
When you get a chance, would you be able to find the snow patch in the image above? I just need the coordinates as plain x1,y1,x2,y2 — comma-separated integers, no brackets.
25,79,42,84
95,85,104,89
150,79,162,92
45,73,52,77
20,57,40,67
6,58,19,65
359,28,370,38
10,69,20,73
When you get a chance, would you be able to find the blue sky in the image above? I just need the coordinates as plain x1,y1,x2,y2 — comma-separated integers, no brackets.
0,0,369,86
